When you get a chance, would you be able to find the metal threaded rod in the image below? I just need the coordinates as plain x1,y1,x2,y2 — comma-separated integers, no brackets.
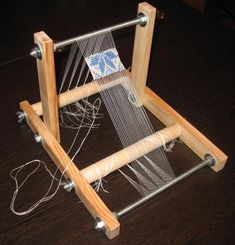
94,155,215,232
115,154,215,218
54,14,147,51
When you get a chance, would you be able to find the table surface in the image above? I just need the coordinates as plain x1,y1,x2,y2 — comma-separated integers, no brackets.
0,0,235,244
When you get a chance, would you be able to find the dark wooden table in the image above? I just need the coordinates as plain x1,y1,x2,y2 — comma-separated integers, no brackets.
0,0,235,244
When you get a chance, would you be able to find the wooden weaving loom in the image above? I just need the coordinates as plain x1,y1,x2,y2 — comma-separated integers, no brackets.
17,2,228,239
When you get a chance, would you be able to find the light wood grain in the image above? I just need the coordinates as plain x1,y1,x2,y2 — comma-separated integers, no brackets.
34,31,60,142
131,2,156,100
81,124,182,183
20,100,120,239
144,87,228,171
32,76,124,116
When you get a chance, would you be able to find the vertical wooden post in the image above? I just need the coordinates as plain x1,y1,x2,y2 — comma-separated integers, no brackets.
131,2,156,101
34,31,60,142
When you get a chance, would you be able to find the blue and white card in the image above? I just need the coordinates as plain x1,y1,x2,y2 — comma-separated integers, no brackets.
85,48,125,80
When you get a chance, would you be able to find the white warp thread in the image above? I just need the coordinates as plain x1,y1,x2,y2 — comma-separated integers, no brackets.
78,32,176,196
10,44,103,215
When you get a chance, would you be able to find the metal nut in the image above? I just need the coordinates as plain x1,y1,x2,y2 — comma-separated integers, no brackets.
61,179,74,192
34,134,42,144
94,218,106,232
205,154,215,167
30,45,42,59
138,13,147,27
16,111,26,123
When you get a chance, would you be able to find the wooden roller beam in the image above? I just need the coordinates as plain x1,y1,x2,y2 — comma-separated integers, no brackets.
81,123,182,184
32,76,124,116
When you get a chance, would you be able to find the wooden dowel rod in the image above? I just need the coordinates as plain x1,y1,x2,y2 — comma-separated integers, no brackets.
32,76,124,116
81,123,182,184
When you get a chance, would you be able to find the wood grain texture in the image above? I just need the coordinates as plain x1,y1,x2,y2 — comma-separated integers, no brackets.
34,31,60,142
144,87,228,171
20,101,120,239
1,0,235,244
32,76,124,116
81,124,182,183
131,2,156,100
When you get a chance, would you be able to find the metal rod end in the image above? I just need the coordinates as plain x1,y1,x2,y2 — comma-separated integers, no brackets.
138,13,147,27
61,179,75,192
205,154,216,167
30,45,42,59
16,111,26,123
34,134,42,144
94,218,106,232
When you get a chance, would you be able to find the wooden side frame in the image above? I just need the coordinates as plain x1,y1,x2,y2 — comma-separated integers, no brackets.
143,88,228,171
20,101,120,239
131,2,156,101
34,31,60,142
131,2,227,171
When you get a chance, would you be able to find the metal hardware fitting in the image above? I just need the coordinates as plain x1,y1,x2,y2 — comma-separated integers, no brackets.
16,111,26,123
94,212,120,232
113,154,216,219
61,179,75,192
30,45,42,59
29,10,165,57
137,13,147,27
204,153,215,167
94,218,106,232
54,41,65,53
54,14,147,51
34,134,42,144
94,155,216,234
30,13,150,55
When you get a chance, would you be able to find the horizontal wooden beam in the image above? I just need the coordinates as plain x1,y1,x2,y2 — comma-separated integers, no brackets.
32,76,124,116
81,124,182,183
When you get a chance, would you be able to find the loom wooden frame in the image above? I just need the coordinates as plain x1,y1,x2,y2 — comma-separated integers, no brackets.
19,2,227,239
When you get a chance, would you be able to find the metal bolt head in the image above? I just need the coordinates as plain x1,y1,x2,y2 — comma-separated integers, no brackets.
94,218,106,232
34,134,42,144
30,46,42,59
62,179,74,192
205,154,215,167
16,111,26,123
138,13,147,27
